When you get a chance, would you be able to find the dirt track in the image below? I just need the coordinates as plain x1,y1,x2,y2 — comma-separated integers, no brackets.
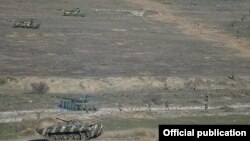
1,104,250,123
127,0,250,57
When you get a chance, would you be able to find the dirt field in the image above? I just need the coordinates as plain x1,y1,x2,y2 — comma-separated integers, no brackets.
1,0,250,77
0,0,250,140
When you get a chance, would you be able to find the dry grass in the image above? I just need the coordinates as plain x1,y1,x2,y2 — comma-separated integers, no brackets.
127,0,250,57
3,76,250,94
30,82,49,94
102,128,157,141
135,129,157,141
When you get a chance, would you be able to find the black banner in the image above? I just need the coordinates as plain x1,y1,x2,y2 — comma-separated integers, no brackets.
159,125,249,141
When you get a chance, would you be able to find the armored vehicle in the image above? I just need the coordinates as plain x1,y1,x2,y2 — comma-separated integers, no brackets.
13,19,40,29
36,118,103,140
63,8,85,17
57,95,100,112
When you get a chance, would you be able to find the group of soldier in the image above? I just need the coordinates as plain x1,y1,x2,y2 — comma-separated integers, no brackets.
116,93,209,112
204,93,209,112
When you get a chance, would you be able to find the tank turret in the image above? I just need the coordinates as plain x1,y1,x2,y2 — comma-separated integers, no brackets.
63,8,85,17
55,95,100,112
56,118,69,123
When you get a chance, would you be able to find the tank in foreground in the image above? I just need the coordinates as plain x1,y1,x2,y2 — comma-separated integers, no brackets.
36,118,103,140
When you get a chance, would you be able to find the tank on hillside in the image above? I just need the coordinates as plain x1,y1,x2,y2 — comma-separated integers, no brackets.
12,19,40,29
63,8,85,17
57,95,100,112
36,118,103,140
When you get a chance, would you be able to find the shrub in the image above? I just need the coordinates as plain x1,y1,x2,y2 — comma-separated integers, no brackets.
0,78,7,86
30,82,49,94
146,94,163,105
135,129,157,141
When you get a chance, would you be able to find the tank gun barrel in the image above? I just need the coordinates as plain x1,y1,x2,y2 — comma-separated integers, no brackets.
53,95,90,103
56,118,69,122
53,96,78,101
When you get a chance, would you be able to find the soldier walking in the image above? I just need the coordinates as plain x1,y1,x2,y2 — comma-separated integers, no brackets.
147,102,152,112
164,100,169,111
204,93,209,112
117,103,122,111
204,103,208,112
86,107,89,114
36,112,41,120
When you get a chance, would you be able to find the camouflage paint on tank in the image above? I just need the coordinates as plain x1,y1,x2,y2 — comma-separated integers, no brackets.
13,19,40,29
57,95,100,112
63,8,85,17
36,119,103,140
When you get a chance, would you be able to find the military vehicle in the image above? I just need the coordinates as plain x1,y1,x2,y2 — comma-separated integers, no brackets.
12,19,40,29
57,95,100,112
36,118,103,140
63,8,85,17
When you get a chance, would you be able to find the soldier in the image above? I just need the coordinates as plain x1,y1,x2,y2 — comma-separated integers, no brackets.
241,15,246,21
204,93,209,103
236,30,240,39
147,102,152,112
36,112,41,120
204,103,208,112
204,93,209,112
85,107,89,114
117,103,122,111
231,22,234,27
228,73,235,80
164,100,169,111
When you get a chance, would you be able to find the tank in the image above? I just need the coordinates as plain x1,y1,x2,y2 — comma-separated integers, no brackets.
63,8,85,17
36,118,103,140
57,95,100,112
13,19,40,29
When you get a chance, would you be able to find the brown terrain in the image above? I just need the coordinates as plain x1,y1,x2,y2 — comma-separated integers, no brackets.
0,0,250,141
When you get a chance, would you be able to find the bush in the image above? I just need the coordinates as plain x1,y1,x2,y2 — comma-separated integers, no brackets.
219,105,235,112
30,82,49,94
146,94,163,105
0,77,17,86
0,78,7,86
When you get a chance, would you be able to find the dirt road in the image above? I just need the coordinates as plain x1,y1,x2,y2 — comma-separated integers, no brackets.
1,104,250,123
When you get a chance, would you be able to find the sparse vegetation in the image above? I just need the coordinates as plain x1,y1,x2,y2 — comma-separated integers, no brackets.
117,103,123,111
149,94,162,105
219,105,235,112
0,77,17,86
0,0,250,140
143,94,164,112
102,115,250,131
0,123,19,139
135,129,157,141
0,78,7,86
30,82,49,94
5,76,17,81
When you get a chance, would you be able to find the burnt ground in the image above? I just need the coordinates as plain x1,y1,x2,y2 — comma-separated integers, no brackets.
0,0,250,140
